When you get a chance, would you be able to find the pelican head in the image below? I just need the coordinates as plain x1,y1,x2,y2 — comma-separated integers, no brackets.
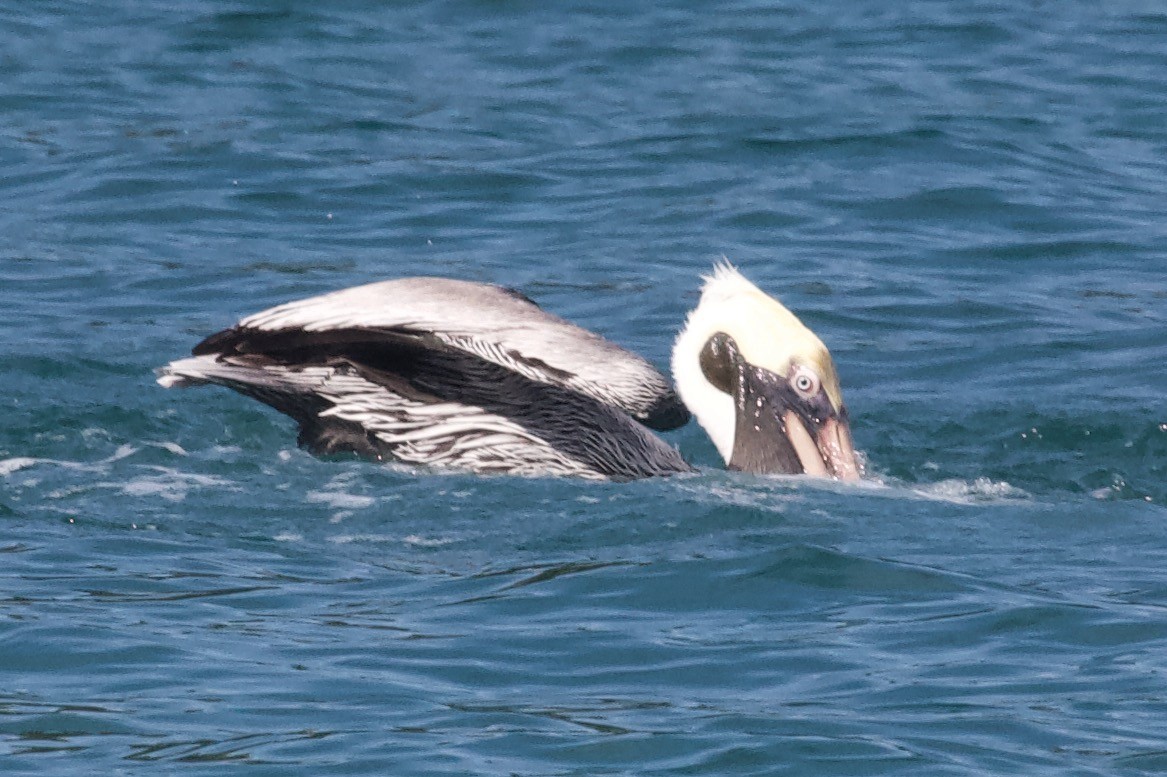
672,264,861,480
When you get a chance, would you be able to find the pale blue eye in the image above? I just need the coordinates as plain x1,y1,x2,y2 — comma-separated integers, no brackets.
793,369,819,397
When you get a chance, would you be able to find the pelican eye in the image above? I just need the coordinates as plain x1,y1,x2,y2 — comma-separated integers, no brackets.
699,332,736,395
791,366,820,398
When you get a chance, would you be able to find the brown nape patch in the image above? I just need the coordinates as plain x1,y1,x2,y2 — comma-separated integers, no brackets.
699,332,736,395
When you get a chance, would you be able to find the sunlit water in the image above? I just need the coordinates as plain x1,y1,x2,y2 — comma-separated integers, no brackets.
3,2,1167,774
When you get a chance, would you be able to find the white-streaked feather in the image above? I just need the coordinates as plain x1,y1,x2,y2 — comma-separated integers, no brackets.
234,277,673,423
160,355,604,479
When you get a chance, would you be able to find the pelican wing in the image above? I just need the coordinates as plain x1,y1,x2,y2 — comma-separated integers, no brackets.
203,277,688,430
157,277,691,480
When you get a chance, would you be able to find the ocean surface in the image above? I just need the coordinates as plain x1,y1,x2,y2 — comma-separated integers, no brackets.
3,1,1167,774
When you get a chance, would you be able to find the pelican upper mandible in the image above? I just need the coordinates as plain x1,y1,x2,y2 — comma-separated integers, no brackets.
157,264,861,482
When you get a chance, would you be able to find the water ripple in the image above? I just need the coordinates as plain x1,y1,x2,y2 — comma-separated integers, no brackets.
5,0,1167,774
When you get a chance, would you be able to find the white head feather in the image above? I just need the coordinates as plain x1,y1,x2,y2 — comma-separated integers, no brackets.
671,262,843,464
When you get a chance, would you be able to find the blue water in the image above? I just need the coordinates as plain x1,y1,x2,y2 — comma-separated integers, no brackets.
4,1,1167,774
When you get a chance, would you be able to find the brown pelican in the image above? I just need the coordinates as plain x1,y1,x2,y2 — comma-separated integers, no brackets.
157,264,860,481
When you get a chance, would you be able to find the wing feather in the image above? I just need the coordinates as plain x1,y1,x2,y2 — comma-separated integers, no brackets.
158,277,695,480
217,277,688,430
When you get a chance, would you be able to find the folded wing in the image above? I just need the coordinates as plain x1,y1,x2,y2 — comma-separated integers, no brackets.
158,278,691,480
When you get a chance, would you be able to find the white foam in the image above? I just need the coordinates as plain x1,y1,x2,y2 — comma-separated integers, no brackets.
911,477,1030,504
675,468,1030,508
402,534,453,547
0,457,39,477
328,533,396,545
152,441,188,456
305,490,374,510
0,456,108,477
327,533,453,547
120,468,237,502
104,444,138,464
